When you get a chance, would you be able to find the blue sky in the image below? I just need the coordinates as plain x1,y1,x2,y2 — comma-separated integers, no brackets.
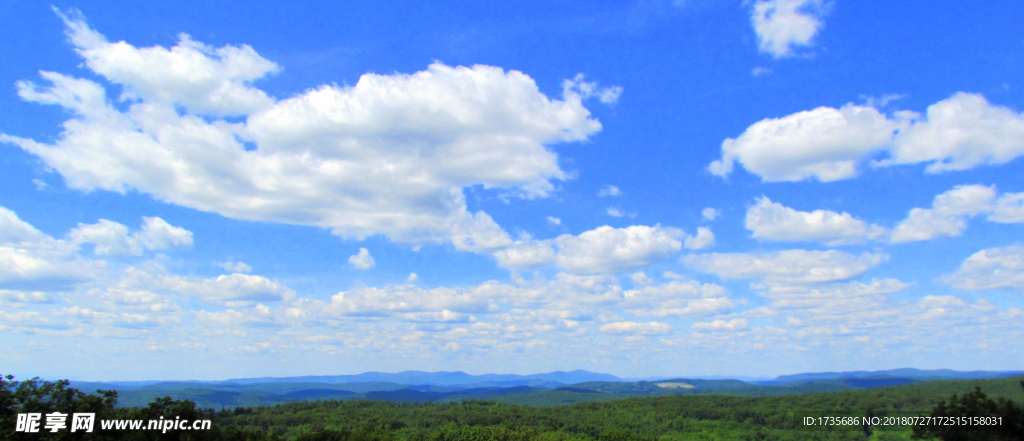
1,0,1023,381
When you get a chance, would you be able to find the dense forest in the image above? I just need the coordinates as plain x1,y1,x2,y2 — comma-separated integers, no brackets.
3,374,1023,441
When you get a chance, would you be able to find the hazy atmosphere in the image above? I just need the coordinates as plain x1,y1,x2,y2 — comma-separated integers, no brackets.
1,1,1022,381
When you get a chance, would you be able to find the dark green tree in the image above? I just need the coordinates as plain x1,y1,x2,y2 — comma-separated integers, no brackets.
912,382,1024,441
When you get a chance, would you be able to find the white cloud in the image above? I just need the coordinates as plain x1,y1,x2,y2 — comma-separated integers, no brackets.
598,185,623,197
683,227,715,250
114,264,294,305
692,318,748,331
988,192,1024,223
701,208,719,221
749,0,830,58
623,279,733,317
891,185,996,243
630,272,652,286
684,250,887,284
0,290,56,304
746,196,885,245
751,67,773,77
554,225,684,274
599,321,672,335
710,93,1024,182
757,278,908,313
493,239,557,271
941,245,1024,291
348,248,376,270
1,13,607,248
709,104,899,182
884,93,1024,173
69,217,193,255
546,216,562,226
494,224,700,274
563,74,623,105
218,261,253,273
0,205,103,289
918,295,966,310
450,211,513,252
55,8,279,117
0,206,49,246
407,273,418,282
606,207,625,217
311,285,494,317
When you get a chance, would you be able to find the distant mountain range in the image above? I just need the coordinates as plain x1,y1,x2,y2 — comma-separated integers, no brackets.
221,369,620,387
758,368,1024,385
64,368,1024,408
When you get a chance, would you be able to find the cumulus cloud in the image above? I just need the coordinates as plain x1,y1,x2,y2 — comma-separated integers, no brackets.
606,208,626,218
623,279,733,317
749,0,830,58
883,93,1024,173
493,225,700,274
493,239,558,271
599,321,672,335
218,261,253,273
546,216,562,226
710,93,1024,182
598,185,623,197
0,205,103,289
988,192,1024,223
709,104,899,182
555,225,685,274
113,263,294,306
746,196,885,245
348,248,376,270
69,217,193,255
941,245,1024,291
683,227,715,250
0,290,56,304
692,318,748,331
684,250,887,285
0,11,609,249
891,185,996,243
55,8,279,116
756,278,908,313
701,208,719,221
563,74,623,105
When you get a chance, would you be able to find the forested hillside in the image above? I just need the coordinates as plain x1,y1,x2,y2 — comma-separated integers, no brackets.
5,373,1023,440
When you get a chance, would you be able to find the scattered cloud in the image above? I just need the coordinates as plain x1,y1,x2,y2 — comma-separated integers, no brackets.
0,12,609,249
407,272,418,282
555,225,685,274
546,216,562,226
701,208,719,221
692,318,748,331
684,250,887,285
988,192,1024,223
751,66,773,76
598,185,623,197
891,185,996,243
746,196,885,245
599,321,672,335
749,0,830,58
941,245,1024,291
69,217,193,256
348,248,376,270
683,227,715,250
218,261,253,273
710,93,1024,182
494,224,706,274
563,74,623,105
